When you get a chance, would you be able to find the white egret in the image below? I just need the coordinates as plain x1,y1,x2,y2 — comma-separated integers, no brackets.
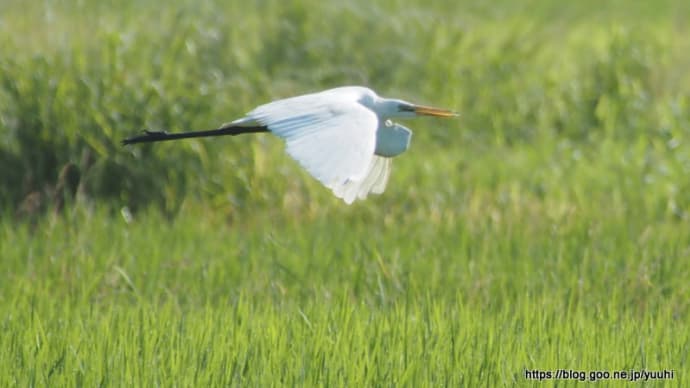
123,86,457,203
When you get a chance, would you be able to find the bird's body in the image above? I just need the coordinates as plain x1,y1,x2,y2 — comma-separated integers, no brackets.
124,86,456,203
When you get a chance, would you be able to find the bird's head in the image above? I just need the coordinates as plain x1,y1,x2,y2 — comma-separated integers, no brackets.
376,98,458,120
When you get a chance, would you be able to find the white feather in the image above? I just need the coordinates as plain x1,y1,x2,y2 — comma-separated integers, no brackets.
246,91,381,202
332,156,391,203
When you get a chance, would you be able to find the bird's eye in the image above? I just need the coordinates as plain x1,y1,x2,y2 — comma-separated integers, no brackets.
384,119,393,127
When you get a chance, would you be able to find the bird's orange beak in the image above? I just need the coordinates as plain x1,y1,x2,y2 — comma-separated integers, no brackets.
413,105,458,118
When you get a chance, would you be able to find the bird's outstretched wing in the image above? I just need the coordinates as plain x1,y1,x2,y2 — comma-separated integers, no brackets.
333,155,391,203
248,95,379,203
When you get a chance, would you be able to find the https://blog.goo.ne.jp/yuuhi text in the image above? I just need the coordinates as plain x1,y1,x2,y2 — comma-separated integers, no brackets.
525,368,674,383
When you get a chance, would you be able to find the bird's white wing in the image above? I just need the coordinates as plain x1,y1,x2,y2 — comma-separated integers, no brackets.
333,156,391,202
368,156,391,194
248,95,379,203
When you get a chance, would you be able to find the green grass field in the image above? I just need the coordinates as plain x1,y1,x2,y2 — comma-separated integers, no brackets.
1,0,689,386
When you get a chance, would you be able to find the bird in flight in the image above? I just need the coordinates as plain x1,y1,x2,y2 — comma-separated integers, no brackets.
123,86,457,204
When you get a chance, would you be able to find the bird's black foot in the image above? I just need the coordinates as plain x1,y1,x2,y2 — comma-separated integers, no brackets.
122,130,170,145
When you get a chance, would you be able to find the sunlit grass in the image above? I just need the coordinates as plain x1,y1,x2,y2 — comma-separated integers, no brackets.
2,202,688,385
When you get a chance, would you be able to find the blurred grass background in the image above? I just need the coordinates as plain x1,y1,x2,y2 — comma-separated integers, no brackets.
1,0,689,385
2,0,688,216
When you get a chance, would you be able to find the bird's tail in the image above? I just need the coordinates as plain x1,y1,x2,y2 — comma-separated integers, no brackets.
122,124,268,145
